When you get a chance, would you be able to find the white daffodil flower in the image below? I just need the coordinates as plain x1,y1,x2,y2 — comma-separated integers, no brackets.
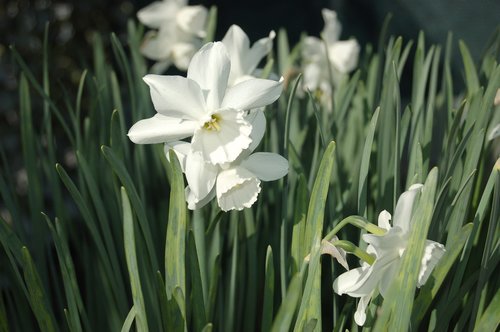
166,111,289,211
301,9,360,102
221,25,276,86
333,184,446,326
128,42,284,165
137,0,208,72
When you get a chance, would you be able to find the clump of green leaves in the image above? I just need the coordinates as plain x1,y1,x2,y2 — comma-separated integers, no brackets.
0,18,499,332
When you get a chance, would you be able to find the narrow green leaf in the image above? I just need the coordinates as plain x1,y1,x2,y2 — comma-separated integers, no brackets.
21,247,57,332
187,232,207,331
358,107,380,217
165,150,187,314
474,289,500,332
121,187,149,332
262,246,275,332
459,40,480,95
271,273,302,332
203,6,218,44
121,306,137,332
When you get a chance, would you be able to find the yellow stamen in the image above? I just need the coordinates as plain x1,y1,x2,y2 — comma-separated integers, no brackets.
203,114,222,131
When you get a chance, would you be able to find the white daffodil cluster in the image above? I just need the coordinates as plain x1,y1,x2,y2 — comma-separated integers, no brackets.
331,184,446,326
128,36,288,211
137,0,208,73
301,9,360,109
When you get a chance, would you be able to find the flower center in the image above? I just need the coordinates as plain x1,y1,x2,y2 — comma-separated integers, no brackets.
203,114,222,131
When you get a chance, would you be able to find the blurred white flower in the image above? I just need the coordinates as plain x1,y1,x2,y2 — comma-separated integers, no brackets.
166,111,288,211
128,42,283,165
221,25,276,86
301,9,360,105
333,184,445,326
137,0,208,72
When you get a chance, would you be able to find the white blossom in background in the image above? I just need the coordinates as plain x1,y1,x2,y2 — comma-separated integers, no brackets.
221,25,276,86
165,111,289,211
137,0,208,72
128,42,283,166
301,9,360,107
333,184,446,326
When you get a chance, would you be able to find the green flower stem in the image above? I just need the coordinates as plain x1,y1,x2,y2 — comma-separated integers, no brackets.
324,215,386,242
332,240,376,265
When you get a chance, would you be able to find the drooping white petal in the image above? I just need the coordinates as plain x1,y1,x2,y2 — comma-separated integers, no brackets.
392,183,423,233
164,141,191,172
333,265,376,297
321,9,342,45
187,42,230,110
143,75,206,119
417,240,446,287
221,77,283,111
377,256,401,297
127,114,197,144
245,110,266,154
354,294,372,326
321,238,349,270
186,186,216,210
190,109,252,165
241,153,288,181
176,5,208,37
216,166,261,211
137,1,180,29
328,39,360,74
185,151,218,200
377,210,392,230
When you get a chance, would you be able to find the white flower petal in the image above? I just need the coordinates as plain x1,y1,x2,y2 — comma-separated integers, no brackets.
245,110,266,154
303,63,322,91
328,39,360,74
216,166,261,211
241,152,288,181
417,240,445,287
393,184,423,233
186,186,216,210
127,114,197,144
333,265,376,297
221,77,283,110
137,1,180,29
171,42,200,71
151,60,173,74
377,258,401,297
143,75,206,119
176,5,207,37
164,141,191,172
363,228,405,253
321,238,349,270
185,151,218,200
487,123,500,141
141,29,174,61
222,25,251,83
302,36,324,62
354,294,372,326
187,42,230,110
243,30,276,77
190,109,252,165
321,9,342,45
377,210,392,230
